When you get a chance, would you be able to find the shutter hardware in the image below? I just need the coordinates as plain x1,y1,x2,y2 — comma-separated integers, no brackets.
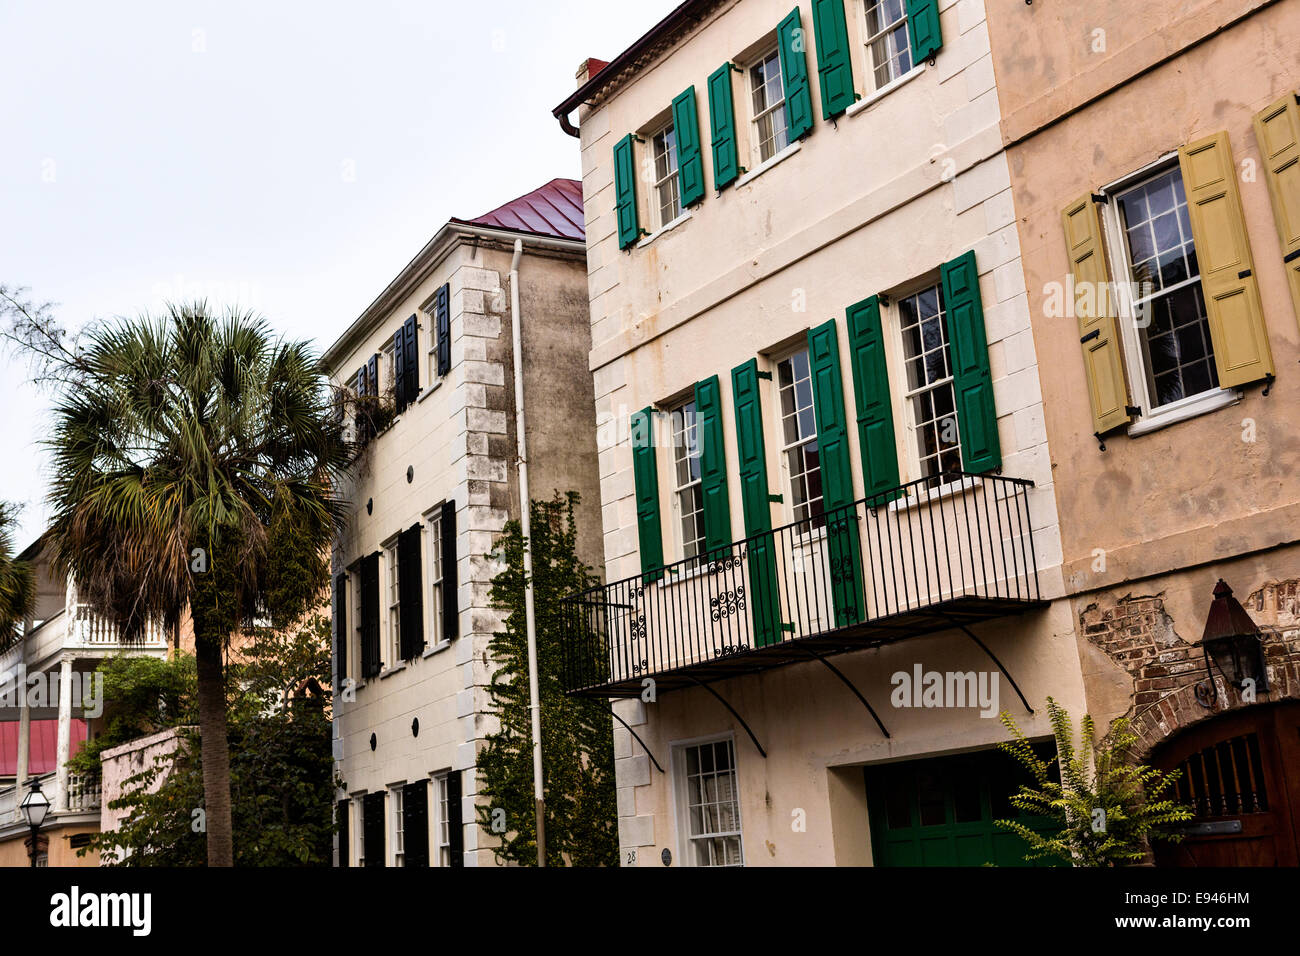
1080,329,1101,344
1284,249,1300,264
1091,192,1109,205
756,370,773,380
1126,406,1142,417
1263,373,1274,397
1238,269,1252,279
768,494,784,503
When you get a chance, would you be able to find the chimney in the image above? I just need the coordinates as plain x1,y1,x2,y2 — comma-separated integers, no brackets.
576,58,610,86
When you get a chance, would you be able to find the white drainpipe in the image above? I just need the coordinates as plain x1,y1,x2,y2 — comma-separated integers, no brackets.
510,239,546,866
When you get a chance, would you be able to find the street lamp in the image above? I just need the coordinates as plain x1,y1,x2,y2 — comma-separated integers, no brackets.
1195,579,1269,708
19,777,50,867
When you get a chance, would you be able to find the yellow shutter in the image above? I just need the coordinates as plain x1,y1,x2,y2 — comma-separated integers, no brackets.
1062,193,1131,434
1179,131,1276,389
1253,93,1300,329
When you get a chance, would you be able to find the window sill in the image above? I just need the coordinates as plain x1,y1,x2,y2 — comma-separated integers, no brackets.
417,377,444,404
637,210,693,248
1126,388,1241,438
845,64,926,120
422,640,452,659
888,475,982,513
734,142,802,190
378,662,406,680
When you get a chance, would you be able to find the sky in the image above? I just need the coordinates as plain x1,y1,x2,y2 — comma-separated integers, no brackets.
0,0,679,551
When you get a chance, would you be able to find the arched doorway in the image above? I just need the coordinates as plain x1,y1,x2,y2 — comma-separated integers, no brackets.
1151,701,1300,866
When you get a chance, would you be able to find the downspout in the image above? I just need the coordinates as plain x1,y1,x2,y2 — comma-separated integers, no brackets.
509,238,547,867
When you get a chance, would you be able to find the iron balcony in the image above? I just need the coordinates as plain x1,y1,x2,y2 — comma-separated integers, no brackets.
561,472,1046,699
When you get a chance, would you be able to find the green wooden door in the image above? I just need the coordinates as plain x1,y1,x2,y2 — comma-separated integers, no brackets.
865,749,1066,867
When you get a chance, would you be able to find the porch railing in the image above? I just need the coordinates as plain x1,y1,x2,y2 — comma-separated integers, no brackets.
561,472,1042,695
67,772,102,812
68,606,167,647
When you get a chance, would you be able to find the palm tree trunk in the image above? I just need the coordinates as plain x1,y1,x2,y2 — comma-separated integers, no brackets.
195,634,234,866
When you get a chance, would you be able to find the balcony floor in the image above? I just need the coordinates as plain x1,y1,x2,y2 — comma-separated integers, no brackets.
567,594,1049,698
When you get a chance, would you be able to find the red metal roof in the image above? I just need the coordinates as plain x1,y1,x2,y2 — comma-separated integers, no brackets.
459,178,585,242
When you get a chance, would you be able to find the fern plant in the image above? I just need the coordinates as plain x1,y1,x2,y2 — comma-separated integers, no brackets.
997,697,1193,866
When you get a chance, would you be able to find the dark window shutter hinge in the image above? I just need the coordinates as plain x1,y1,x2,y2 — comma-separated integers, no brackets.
1080,329,1101,343
756,370,773,380
768,494,783,503
1091,192,1109,205
1283,249,1300,264
1125,405,1142,417
1238,269,1252,279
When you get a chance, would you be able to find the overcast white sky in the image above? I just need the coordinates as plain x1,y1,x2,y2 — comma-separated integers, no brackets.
0,0,677,551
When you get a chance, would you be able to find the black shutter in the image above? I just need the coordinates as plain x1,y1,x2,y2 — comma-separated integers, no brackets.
359,552,381,678
362,791,385,867
441,500,458,641
333,573,348,684
355,366,370,444
367,353,379,396
393,328,407,412
446,770,463,868
403,781,430,868
337,799,349,867
397,524,424,660
404,315,420,403
436,284,451,377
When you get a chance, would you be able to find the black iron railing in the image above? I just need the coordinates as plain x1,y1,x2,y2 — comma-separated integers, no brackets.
561,472,1043,695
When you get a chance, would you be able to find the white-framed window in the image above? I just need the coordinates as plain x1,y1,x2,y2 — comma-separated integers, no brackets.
670,400,707,563
381,339,397,394
391,785,405,867
674,737,744,867
862,0,914,90
351,570,365,680
1104,161,1220,414
434,771,452,867
651,122,682,229
424,507,445,645
384,537,401,666
775,349,824,527
897,282,962,486
748,49,789,165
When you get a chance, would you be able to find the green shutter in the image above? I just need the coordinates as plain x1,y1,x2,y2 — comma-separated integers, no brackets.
906,0,943,64
846,296,902,500
694,376,731,554
731,360,781,648
614,134,641,250
672,87,706,208
812,0,857,120
940,251,1001,474
630,407,664,579
708,63,742,190
807,321,864,628
778,8,814,141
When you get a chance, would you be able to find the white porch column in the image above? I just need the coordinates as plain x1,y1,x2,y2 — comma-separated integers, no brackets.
54,657,72,811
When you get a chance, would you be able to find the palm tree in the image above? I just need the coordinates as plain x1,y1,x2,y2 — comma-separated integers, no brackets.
43,303,348,866
0,503,35,649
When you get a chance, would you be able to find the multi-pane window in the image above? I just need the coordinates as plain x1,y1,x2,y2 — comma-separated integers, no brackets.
1114,166,1218,409
899,283,962,484
863,0,913,90
670,401,707,562
652,124,682,229
681,739,743,867
425,509,444,643
777,350,824,526
749,50,789,164
385,540,401,665
434,772,452,867
392,787,405,867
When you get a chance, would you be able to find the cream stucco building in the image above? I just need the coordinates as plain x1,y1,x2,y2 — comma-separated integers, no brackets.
552,0,1086,867
323,180,603,866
